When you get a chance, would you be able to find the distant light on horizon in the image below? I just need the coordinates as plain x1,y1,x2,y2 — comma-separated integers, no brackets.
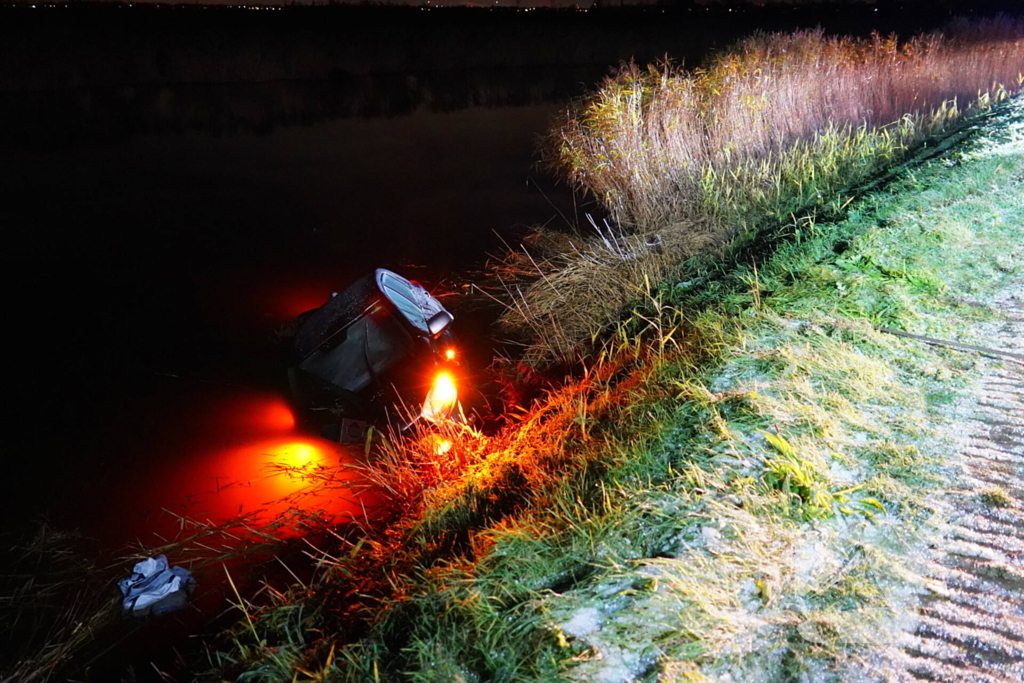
6,0,887,8
5,0,1009,13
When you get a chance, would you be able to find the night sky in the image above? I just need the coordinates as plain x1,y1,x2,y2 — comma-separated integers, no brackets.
0,0,1019,8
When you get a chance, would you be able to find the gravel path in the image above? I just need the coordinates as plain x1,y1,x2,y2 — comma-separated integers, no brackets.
888,288,1024,682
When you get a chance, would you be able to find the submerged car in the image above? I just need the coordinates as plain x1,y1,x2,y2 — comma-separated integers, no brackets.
288,268,461,443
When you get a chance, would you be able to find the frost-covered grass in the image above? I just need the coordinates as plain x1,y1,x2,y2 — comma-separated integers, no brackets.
199,98,1024,682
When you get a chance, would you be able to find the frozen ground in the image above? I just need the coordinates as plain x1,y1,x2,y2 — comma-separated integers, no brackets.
548,98,1024,683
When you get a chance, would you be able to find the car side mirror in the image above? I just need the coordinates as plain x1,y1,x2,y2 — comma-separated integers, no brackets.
427,310,454,337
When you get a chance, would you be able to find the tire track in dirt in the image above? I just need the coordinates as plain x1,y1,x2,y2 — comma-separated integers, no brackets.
888,290,1024,682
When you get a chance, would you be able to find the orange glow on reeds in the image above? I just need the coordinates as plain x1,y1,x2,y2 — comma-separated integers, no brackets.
66,377,502,549
213,438,328,499
172,436,378,535
95,392,381,544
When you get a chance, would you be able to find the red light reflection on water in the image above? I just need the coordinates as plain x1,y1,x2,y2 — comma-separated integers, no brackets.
274,288,333,320
70,387,378,547
186,436,371,530
194,266,344,333
258,400,297,431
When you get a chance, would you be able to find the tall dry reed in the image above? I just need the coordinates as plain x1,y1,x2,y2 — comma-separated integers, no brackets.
552,17,1024,232
500,17,1024,364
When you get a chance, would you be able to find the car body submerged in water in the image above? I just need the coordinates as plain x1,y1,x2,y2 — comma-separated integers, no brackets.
288,268,461,443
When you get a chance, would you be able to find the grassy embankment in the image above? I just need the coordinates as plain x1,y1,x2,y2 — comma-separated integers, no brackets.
192,17,1024,682
7,17,1023,683
499,17,1024,364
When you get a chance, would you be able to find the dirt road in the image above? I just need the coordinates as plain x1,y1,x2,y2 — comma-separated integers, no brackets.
890,287,1024,681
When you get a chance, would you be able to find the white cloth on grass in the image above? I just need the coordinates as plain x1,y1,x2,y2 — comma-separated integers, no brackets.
118,555,195,615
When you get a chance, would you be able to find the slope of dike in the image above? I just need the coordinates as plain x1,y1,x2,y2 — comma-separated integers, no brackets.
885,288,1024,681
533,98,1024,683
877,117,1024,683
235,96,1024,683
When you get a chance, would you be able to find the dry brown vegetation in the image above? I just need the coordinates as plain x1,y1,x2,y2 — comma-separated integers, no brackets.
494,17,1024,364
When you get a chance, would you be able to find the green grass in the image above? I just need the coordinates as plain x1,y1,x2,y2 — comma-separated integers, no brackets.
193,94,1024,682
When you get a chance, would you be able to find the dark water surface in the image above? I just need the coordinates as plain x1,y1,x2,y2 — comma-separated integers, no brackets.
1,89,583,544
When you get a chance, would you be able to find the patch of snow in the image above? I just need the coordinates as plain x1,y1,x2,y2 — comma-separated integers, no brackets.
791,538,841,586
560,607,602,639
700,525,732,556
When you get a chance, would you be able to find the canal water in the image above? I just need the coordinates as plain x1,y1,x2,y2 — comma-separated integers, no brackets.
0,76,590,548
